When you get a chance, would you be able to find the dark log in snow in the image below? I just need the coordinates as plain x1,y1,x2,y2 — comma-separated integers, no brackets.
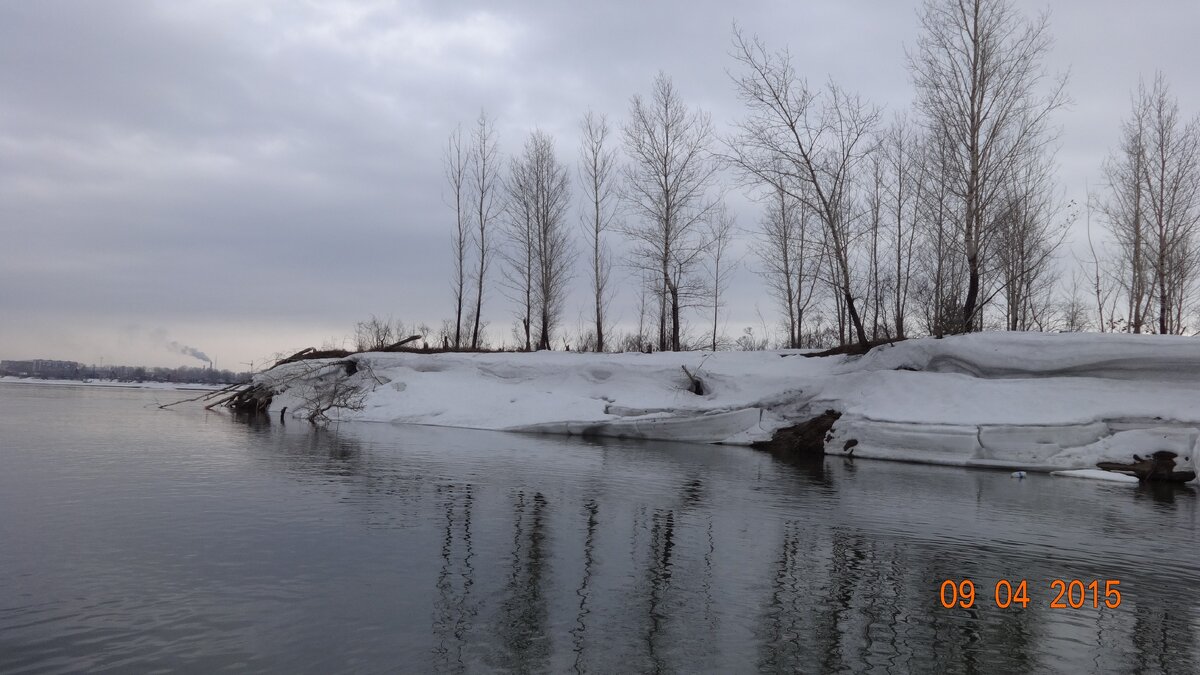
379,335,423,352
1096,450,1197,483
751,410,842,461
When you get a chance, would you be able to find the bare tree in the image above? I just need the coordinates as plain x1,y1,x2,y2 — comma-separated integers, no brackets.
1082,196,1120,332
506,130,575,350
579,111,618,352
531,132,576,349
1096,89,1152,332
469,110,502,349
1057,272,1092,332
728,29,882,349
864,149,887,339
1098,75,1200,334
502,143,537,351
994,156,1069,331
912,129,968,336
354,315,395,352
1141,75,1200,334
754,179,822,348
884,117,921,339
908,0,1068,332
621,72,720,352
703,203,737,350
296,371,369,424
445,125,470,349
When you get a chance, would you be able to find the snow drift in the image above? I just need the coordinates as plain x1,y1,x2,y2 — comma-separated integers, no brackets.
257,333,1200,480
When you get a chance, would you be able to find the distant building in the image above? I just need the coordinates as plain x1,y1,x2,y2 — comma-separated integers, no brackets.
0,359,84,378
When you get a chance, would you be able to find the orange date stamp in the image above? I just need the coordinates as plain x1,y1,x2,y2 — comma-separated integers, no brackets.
938,579,1122,609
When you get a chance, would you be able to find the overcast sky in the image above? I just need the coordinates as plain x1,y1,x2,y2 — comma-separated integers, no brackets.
2,0,1197,369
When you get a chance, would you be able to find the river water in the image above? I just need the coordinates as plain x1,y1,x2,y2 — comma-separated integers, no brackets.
1,382,1198,673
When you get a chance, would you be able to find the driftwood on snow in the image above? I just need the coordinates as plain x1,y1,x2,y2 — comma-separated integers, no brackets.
273,347,351,367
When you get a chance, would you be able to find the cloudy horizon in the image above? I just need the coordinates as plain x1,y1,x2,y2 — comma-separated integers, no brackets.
3,0,1198,369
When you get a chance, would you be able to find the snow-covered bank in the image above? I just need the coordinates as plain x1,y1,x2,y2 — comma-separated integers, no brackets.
256,333,1200,480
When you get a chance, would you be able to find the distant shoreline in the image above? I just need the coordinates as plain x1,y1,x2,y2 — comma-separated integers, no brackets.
0,376,227,392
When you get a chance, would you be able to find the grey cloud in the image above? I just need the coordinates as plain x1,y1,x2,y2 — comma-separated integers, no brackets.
1,0,1197,367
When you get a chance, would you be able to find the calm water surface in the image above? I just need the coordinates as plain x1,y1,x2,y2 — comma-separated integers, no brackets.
1,381,1198,673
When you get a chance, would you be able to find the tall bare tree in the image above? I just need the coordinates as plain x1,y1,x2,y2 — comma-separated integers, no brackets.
469,110,502,349
912,129,968,336
864,149,887,339
621,72,720,352
1141,75,1200,334
579,111,617,352
532,132,576,350
994,156,1069,330
445,125,469,348
728,29,881,349
507,130,575,350
908,0,1068,332
754,179,822,348
1098,75,1200,334
703,203,737,351
1096,86,1152,333
503,140,537,351
883,117,921,339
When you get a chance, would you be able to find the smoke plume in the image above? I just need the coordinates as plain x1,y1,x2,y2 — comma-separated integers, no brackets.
168,340,211,364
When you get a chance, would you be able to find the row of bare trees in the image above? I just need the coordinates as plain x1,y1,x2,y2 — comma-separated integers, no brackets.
727,0,1073,348
447,113,615,353
434,0,1198,352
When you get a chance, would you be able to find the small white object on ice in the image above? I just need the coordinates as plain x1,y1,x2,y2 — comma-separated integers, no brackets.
1011,471,1027,479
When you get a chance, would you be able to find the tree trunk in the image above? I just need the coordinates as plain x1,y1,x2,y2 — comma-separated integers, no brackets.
539,313,551,350
454,297,463,349
961,242,981,333
659,265,669,351
670,283,681,352
471,268,483,349
595,298,604,353
845,289,868,348
1159,246,1169,334
594,234,604,352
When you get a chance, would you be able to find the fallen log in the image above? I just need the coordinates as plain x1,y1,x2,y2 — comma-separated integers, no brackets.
751,410,842,460
204,389,244,410
802,337,906,358
1096,450,1197,483
272,348,351,367
379,335,423,352
273,347,314,367
158,380,244,409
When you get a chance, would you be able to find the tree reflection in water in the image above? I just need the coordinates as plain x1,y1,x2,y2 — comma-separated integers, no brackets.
487,491,550,672
431,482,475,674
570,498,598,674
215,417,1200,673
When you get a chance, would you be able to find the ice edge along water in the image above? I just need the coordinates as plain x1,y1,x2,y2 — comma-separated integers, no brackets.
258,332,1200,483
